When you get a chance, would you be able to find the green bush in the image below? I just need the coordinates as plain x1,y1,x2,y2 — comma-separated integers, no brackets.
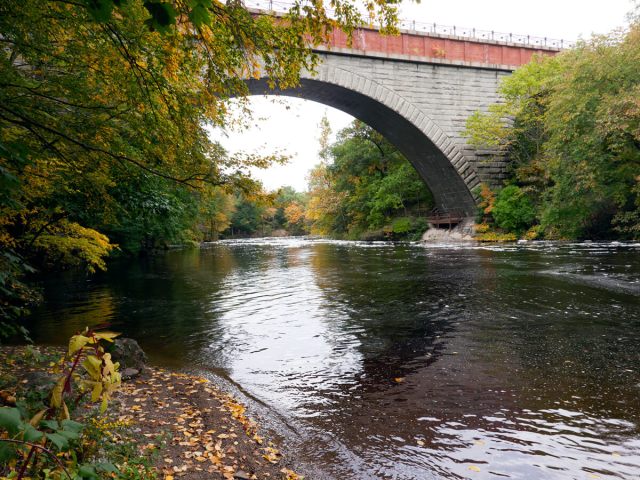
492,185,536,234
391,217,412,234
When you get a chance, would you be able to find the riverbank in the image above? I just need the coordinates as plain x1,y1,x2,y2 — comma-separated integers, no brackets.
0,345,301,480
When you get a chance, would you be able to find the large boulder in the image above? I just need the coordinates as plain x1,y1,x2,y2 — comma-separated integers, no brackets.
110,338,147,374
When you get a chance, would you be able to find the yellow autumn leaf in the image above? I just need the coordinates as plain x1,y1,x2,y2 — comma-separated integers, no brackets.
102,353,116,376
468,465,481,472
68,335,91,355
94,331,120,342
91,382,103,402
50,377,65,408
29,409,47,427
83,355,102,380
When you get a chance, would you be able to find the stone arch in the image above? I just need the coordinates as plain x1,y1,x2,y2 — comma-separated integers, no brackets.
247,64,479,216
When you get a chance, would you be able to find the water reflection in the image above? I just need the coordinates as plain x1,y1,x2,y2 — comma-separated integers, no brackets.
25,239,640,479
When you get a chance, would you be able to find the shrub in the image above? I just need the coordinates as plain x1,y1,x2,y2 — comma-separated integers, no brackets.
474,223,490,233
391,217,412,234
492,185,536,234
0,328,122,478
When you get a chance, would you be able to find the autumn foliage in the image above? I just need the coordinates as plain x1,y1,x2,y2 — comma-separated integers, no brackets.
465,13,640,239
0,0,405,329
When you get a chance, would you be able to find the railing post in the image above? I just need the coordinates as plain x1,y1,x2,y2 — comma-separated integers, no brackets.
472,28,475,38
412,20,415,31
491,30,494,40
453,25,456,36
433,22,436,34
269,0,272,10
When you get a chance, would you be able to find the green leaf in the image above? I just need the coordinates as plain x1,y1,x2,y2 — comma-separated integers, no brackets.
96,462,119,474
0,441,18,463
15,400,31,422
143,1,177,33
61,419,84,434
78,464,99,479
188,2,212,27
46,432,69,451
22,424,44,443
41,419,59,431
57,429,79,441
83,0,115,22
0,408,22,436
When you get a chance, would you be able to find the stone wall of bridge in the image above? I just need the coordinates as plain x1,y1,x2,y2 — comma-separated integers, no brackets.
250,49,537,215
313,52,511,182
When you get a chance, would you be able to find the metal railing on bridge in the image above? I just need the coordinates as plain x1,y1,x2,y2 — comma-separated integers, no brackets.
242,0,575,49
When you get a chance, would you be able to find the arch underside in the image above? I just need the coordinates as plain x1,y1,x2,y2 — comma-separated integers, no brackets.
247,78,477,217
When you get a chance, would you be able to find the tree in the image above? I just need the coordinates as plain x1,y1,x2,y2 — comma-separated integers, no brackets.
284,202,307,234
305,162,347,235
0,0,403,255
465,16,640,239
199,188,237,242
318,113,333,162
270,186,308,235
492,185,536,234
229,193,266,236
306,120,433,238
0,0,407,334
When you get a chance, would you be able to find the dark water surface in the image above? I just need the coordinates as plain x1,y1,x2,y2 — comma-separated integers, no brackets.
25,239,640,479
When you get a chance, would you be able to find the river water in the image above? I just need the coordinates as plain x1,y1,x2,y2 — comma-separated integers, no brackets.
25,239,640,479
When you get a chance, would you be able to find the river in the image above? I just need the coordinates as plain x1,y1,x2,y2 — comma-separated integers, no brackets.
24,239,640,479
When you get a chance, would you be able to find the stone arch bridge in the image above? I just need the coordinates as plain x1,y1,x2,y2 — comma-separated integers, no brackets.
248,17,562,217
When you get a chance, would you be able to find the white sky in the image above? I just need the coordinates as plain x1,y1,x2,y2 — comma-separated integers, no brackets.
210,0,635,192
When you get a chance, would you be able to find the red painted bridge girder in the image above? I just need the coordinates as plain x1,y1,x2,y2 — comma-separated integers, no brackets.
320,27,559,69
